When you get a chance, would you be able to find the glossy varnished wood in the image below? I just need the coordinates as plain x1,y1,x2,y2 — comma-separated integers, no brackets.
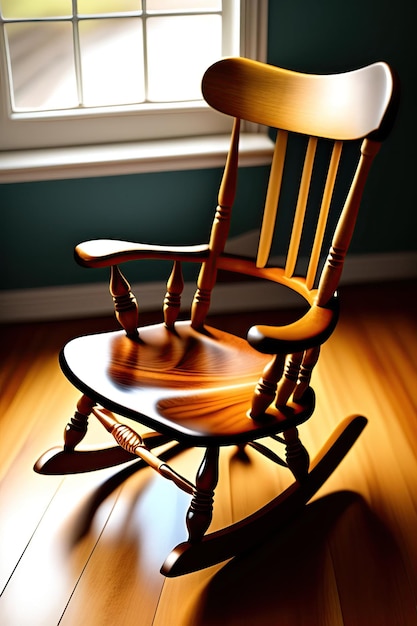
202,58,398,141
59,322,314,444
1,281,416,624
33,58,400,575
1,56,403,602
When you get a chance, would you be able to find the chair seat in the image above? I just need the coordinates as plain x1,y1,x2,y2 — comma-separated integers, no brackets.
61,321,314,445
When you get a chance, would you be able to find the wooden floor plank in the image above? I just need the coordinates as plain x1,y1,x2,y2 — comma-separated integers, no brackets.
0,466,125,626
59,466,182,626
1,281,416,625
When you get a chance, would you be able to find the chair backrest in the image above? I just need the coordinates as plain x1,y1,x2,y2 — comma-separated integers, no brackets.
190,57,399,328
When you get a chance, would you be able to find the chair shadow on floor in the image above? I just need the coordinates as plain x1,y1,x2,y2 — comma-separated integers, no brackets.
57,449,416,625
56,441,415,625
63,442,188,546
181,491,415,626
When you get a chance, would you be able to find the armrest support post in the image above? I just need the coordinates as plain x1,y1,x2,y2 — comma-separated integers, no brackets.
164,260,184,329
110,265,139,340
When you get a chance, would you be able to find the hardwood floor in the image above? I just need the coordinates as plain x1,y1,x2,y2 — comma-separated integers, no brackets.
1,280,416,626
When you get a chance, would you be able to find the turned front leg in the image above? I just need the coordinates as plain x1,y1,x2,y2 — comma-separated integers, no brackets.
64,395,95,451
186,446,220,543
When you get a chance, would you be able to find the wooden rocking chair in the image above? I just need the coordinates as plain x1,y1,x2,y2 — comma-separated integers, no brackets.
35,57,399,577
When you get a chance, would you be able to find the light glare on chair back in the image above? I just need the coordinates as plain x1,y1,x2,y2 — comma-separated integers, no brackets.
202,57,397,141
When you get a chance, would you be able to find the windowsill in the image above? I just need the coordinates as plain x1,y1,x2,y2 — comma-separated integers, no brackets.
0,133,274,183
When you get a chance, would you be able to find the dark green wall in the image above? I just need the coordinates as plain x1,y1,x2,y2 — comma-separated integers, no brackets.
1,0,415,291
0,167,269,289
266,0,416,257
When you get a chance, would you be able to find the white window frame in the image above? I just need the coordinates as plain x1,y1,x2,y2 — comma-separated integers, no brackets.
0,0,271,182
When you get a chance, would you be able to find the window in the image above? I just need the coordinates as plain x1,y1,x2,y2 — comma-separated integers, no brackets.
2,0,228,111
0,0,269,181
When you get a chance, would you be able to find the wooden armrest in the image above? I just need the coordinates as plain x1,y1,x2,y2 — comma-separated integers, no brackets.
247,299,339,354
75,239,210,268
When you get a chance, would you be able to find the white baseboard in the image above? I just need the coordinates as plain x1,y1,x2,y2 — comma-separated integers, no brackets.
1,251,416,323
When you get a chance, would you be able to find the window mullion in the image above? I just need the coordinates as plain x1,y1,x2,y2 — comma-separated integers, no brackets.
142,0,149,104
72,0,83,107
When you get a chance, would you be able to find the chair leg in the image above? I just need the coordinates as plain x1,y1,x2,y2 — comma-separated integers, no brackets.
283,426,310,482
161,414,367,577
64,394,95,451
186,446,220,543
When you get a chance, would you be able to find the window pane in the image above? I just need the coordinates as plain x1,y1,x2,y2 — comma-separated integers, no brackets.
77,0,141,14
79,19,145,107
147,0,221,12
5,22,78,111
1,0,71,18
147,15,221,102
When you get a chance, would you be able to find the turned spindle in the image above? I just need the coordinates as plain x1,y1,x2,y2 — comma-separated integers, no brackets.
283,427,310,482
186,446,220,543
64,394,95,451
110,265,139,340
164,260,184,329
250,354,286,419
